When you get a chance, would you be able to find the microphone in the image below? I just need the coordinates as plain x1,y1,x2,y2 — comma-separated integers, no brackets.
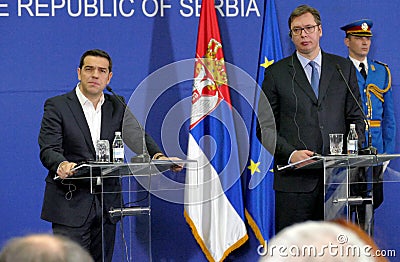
106,86,150,163
335,64,377,155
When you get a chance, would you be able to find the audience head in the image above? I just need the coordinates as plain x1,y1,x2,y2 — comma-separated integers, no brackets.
0,234,94,262
259,219,387,261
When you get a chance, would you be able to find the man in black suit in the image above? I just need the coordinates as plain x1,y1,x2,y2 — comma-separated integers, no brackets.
259,5,366,233
38,49,175,261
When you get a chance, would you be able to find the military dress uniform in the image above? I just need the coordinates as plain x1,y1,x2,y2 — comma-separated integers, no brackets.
358,59,396,155
341,19,396,154
341,19,396,234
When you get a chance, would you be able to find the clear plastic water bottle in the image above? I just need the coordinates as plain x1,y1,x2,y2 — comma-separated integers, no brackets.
112,131,124,163
347,124,358,155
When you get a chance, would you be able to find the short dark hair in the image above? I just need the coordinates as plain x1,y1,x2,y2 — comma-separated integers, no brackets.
288,5,321,29
79,49,112,72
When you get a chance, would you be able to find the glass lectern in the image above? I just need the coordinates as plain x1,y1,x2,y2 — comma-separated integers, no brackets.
278,154,400,236
70,159,198,262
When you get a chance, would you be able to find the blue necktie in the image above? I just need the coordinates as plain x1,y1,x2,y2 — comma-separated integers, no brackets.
309,61,319,98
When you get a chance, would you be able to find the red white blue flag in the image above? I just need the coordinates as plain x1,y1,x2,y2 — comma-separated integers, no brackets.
184,0,248,261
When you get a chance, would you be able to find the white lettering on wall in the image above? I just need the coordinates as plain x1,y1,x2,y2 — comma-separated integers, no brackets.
0,0,9,17
15,0,259,18
18,0,136,17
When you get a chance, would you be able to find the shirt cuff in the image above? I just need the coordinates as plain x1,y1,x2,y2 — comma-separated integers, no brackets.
288,150,297,164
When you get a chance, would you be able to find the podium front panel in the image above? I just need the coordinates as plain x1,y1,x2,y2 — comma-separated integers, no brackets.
323,154,400,237
69,160,198,262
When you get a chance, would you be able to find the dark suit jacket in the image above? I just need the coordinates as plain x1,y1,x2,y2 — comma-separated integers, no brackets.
38,89,161,227
260,51,365,193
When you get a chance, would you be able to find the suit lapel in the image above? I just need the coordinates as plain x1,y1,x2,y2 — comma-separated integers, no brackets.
65,90,96,156
101,98,113,141
318,52,335,106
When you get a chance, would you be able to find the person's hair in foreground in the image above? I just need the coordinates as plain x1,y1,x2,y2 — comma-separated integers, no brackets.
259,219,387,261
0,234,94,262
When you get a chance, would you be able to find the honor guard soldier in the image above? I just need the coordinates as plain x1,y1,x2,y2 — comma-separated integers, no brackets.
341,19,396,234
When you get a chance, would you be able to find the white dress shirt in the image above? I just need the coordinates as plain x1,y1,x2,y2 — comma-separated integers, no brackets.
75,83,105,148
349,56,368,76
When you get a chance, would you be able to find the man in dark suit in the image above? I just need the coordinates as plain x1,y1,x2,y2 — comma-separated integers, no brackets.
38,49,174,261
259,5,366,233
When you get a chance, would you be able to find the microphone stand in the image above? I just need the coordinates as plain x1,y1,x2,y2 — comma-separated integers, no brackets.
336,65,377,155
106,86,150,163
359,127,377,155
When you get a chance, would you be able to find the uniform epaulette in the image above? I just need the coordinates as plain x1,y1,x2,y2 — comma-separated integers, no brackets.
373,60,388,67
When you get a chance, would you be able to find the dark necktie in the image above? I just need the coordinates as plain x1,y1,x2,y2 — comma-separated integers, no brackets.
309,61,319,98
359,62,367,79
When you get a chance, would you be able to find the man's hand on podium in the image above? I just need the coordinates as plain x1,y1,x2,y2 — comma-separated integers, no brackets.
290,150,319,168
154,155,184,172
56,161,78,179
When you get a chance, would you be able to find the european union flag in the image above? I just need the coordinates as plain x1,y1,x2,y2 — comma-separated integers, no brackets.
244,0,283,245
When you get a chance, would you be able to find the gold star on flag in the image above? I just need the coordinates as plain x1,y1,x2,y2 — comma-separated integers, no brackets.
248,159,261,175
260,57,274,68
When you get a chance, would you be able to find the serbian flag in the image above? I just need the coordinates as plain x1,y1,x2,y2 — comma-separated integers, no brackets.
244,0,283,246
184,0,248,261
